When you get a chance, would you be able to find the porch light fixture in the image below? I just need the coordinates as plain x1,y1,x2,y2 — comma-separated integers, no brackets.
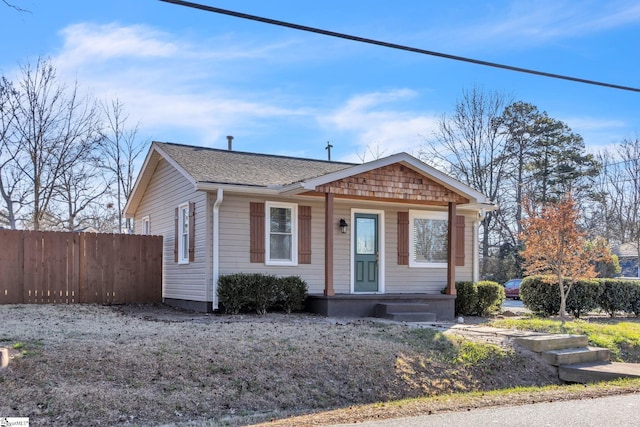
339,218,348,234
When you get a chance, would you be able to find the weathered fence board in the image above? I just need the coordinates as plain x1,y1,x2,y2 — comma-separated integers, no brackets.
0,229,162,305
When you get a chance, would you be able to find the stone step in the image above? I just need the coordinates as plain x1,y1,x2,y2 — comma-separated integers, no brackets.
515,334,589,352
559,361,640,383
383,312,437,322
542,346,610,366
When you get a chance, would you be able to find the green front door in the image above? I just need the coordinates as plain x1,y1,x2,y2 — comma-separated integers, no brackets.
354,213,379,292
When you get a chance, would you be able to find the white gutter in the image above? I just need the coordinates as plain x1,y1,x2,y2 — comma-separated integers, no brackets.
473,208,486,283
212,188,223,311
195,182,280,194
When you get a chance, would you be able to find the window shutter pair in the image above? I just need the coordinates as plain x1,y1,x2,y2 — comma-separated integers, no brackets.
397,212,465,266
174,202,196,262
250,202,311,264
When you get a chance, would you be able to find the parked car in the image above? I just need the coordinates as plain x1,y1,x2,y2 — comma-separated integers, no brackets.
503,279,522,300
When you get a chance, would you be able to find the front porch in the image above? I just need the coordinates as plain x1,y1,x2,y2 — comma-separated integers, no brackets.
306,293,456,321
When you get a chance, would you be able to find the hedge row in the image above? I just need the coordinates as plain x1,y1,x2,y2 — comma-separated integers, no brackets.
455,280,505,317
520,276,640,318
217,273,308,315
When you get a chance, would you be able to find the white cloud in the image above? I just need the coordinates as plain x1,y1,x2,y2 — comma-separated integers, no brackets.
439,1,640,50
48,23,315,147
321,90,440,161
57,23,180,67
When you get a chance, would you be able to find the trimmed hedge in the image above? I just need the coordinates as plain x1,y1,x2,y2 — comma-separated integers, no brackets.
276,276,308,314
521,276,640,318
599,279,637,317
566,279,601,318
520,276,560,316
217,273,308,315
455,281,478,316
455,280,503,316
475,281,505,316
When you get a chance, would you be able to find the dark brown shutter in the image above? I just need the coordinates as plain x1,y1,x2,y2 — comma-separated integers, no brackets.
174,207,179,262
298,206,312,264
250,202,265,263
455,215,465,266
397,212,409,265
189,201,196,262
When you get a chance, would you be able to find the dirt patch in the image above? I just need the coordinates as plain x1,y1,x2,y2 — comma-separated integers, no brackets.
1,304,560,426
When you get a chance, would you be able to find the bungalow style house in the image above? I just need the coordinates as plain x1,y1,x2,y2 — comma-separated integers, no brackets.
124,141,495,320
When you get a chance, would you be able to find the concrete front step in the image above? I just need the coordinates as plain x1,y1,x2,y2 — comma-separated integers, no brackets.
383,312,437,322
515,334,589,352
373,303,436,322
542,346,610,366
559,361,640,383
374,303,431,314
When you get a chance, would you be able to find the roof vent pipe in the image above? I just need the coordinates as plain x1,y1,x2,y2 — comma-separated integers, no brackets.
227,135,234,151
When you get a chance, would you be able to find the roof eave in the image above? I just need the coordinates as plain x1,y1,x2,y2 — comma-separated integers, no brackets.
124,142,197,218
195,182,280,195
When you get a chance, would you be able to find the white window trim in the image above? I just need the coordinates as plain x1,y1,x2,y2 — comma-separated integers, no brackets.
409,210,448,268
141,215,150,235
265,201,298,266
178,202,189,265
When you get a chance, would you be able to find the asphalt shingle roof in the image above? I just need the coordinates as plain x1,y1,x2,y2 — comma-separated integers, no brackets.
156,141,356,187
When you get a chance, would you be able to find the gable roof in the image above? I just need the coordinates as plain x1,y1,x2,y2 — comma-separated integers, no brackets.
157,141,355,187
613,243,639,258
125,141,495,217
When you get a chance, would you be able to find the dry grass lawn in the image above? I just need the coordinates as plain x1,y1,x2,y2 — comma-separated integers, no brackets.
1,304,563,426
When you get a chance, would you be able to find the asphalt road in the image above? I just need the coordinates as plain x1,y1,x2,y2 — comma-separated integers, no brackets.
329,393,640,426
502,298,526,311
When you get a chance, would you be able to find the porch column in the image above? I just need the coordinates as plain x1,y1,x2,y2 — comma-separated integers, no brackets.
446,202,457,295
324,192,335,296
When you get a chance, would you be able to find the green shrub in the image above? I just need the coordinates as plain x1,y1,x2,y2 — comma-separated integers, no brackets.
218,273,307,315
475,281,504,316
252,274,278,315
598,279,637,317
217,273,252,314
629,283,640,317
520,276,560,316
455,281,478,316
565,279,601,318
276,276,308,314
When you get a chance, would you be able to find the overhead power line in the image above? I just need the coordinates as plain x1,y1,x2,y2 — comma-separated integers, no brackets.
159,0,640,93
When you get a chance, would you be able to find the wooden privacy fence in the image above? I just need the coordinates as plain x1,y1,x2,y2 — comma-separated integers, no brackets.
0,229,162,305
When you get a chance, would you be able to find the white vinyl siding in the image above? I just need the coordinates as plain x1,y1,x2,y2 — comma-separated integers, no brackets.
218,194,327,293
133,159,208,302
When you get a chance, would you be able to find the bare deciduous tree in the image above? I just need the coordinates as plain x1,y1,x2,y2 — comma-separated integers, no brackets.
99,98,145,233
7,57,103,230
596,137,640,274
0,76,27,229
420,86,511,273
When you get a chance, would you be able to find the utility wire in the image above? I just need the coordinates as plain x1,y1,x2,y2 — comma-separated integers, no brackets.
159,0,640,93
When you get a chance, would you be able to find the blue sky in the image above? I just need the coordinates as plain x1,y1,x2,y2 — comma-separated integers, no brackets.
1,0,638,162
